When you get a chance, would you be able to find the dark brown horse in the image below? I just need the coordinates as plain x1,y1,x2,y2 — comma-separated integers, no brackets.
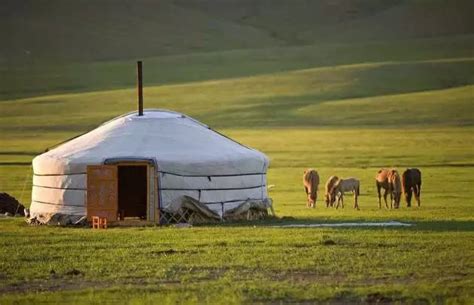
402,168,422,207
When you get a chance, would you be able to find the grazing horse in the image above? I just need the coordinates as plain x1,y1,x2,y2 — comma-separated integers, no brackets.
324,175,339,207
376,168,402,209
303,169,320,208
388,170,402,209
375,169,389,208
402,168,422,207
329,178,360,210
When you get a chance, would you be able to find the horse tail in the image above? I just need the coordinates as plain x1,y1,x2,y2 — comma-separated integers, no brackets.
401,170,407,193
356,183,360,196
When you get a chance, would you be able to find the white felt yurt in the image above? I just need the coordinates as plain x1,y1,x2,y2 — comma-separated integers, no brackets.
30,109,271,225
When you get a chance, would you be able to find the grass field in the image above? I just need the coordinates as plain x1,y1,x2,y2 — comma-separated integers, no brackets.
1,0,474,304
1,128,473,304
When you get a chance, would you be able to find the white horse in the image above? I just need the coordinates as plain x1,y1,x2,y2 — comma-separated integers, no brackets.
330,178,360,210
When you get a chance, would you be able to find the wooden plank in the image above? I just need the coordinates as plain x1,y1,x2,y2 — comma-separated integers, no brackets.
87,165,118,221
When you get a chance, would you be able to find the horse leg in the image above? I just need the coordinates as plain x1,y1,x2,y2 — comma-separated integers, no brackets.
383,189,389,209
304,186,309,207
389,191,393,209
416,184,421,207
355,185,360,210
335,193,342,209
406,188,412,208
376,182,382,209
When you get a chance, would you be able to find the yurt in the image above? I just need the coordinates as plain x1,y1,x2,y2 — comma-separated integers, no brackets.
30,109,272,225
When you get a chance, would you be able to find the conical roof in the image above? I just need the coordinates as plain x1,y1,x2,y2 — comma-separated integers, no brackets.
33,109,268,176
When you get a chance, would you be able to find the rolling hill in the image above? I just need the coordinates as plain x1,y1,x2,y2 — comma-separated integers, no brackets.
0,0,473,99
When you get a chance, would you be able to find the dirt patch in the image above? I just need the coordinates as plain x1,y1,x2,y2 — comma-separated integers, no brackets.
270,271,346,283
0,279,106,294
150,249,200,256
65,269,84,276
291,243,314,248
239,240,265,245
322,239,336,245
375,242,397,248
365,292,394,303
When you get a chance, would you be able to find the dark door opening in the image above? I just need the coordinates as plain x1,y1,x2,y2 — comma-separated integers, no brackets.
118,165,147,219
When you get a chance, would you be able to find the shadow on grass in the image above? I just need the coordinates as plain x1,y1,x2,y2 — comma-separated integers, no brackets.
8,214,473,232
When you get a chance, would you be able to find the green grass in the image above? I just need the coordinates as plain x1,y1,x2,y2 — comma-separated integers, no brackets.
0,219,473,304
1,128,473,304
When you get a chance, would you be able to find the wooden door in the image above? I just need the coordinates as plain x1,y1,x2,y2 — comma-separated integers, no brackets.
87,165,118,221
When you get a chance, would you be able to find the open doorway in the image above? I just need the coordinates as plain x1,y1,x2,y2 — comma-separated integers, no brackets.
118,165,147,219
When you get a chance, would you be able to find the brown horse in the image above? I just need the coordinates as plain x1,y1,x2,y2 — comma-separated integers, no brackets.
376,168,401,209
324,175,339,207
303,169,320,208
388,170,402,209
402,168,422,207
329,177,360,210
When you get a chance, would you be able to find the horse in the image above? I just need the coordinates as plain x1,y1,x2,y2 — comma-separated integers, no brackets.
376,168,401,209
388,170,402,209
329,178,360,210
402,168,422,207
303,169,320,208
324,175,339,207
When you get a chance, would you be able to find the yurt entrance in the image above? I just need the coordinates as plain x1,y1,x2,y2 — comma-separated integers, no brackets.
118,165,147,219
86,161,158,224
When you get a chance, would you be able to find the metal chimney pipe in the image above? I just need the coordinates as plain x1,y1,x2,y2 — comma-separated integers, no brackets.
137,61,143,116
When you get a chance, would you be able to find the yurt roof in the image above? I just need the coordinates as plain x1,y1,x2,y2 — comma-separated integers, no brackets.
33,109,269,176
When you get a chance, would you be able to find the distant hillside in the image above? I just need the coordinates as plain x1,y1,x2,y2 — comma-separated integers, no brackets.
0,0,280,64
0,0,473,100
1,0,473,64
184,0,474,43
